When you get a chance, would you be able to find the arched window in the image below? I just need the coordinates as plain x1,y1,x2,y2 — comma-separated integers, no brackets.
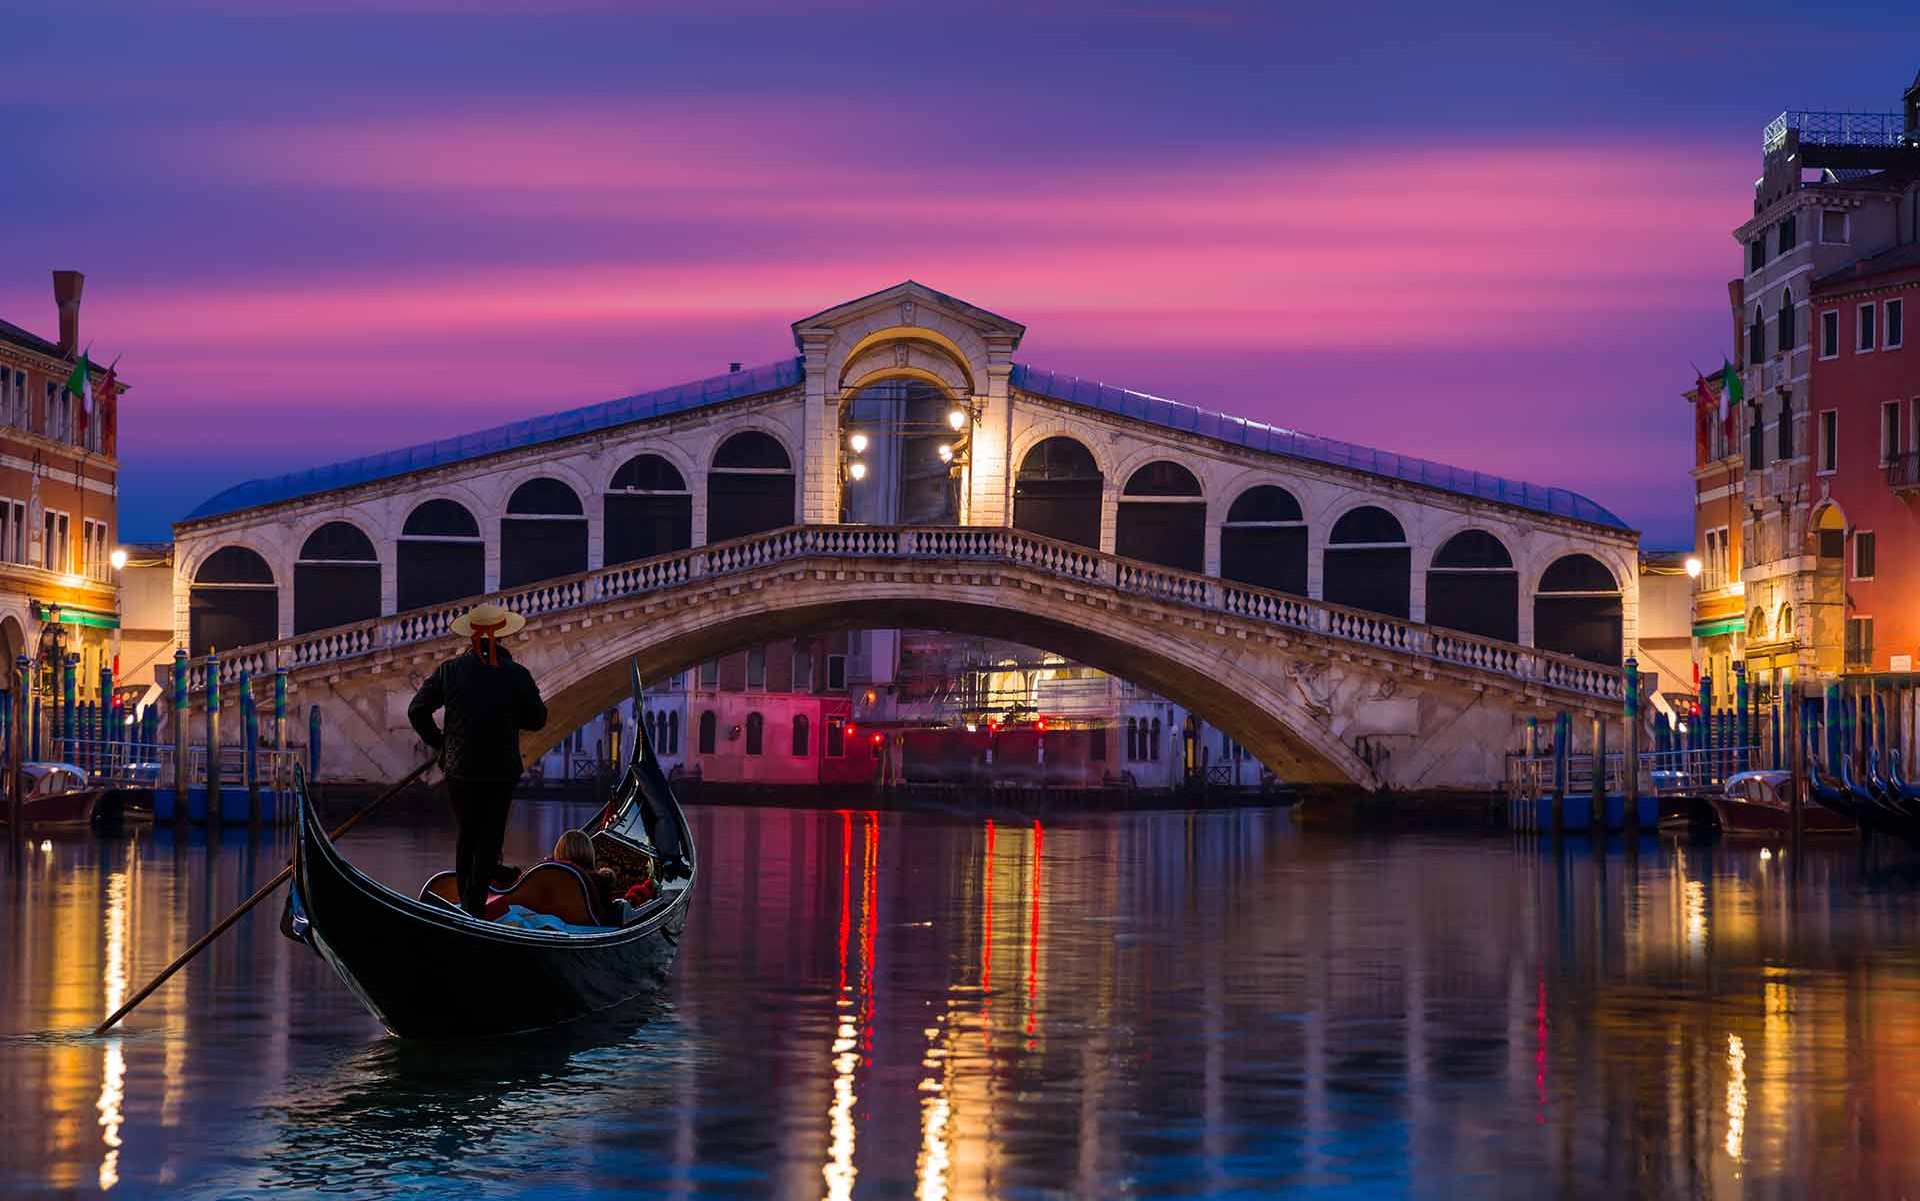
697,710,717,755
605,453,692,566
294,521,381,635
1777,288,1794,354
1220,485,1307,595
793,647,813,692
1116,461,1205,572
1013,437,1102,548
792,713,811,757
189,545,277,655
1149,717,1162,761
745,712,764,756
1424,529,1518,642
501,477,587,588
1777,604,1792,642
1534,553,1622,665
707,431,795,543
1323,505,1411,619
1126,717,1138,762
666,710,679,755
398,499,484,610
1751,607,1768,641
840,379,960,526
1749,306,1765,365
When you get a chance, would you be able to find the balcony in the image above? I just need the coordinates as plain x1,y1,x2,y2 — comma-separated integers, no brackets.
1888,451,1920,495
1766,110,1912,153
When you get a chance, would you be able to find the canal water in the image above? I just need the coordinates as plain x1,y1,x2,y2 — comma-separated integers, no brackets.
5,801,1920,1199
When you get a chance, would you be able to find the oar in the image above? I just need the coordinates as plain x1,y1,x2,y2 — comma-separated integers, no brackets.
95,757,437,1036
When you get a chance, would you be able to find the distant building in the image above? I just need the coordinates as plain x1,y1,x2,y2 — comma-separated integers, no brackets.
1719,69,1920,699
1806,243,1920,672
0,271,125,737
1686,369,1746,709
1636,549,1696,719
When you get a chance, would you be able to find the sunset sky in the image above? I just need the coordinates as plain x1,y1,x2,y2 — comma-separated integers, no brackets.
4,2,1917,543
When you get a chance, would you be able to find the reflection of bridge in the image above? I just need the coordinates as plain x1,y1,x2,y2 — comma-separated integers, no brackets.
171,282,1640,795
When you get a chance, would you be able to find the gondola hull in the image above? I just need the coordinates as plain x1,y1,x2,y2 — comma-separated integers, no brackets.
292,793,689,1038
289,665,696,1039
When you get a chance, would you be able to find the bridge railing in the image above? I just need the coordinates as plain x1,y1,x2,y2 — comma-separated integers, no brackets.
185,523,1624,702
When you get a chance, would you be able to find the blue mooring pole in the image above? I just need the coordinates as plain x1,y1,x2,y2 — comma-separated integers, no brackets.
171,649,189,826
308,704,322,780
240,670,260,826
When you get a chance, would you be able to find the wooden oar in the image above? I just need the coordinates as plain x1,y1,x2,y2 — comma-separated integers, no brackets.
94,757,437,1036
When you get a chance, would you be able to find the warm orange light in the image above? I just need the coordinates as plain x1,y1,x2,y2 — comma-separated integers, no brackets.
1035,718,1048,732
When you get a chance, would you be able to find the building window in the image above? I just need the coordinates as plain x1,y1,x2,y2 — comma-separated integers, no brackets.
1749,239,1765,273
746,646,766,691
1888,298,1905,350
1149,717,1163,762
792,647,812,692
1884,402,1903,465
698,660,718,688
1701,527,1730,590
1090,726,1107,762
1820,310,1840,359
1854,531,1876,581
1777,215,1796,257
1859,303,1878,352
1777,393,1794,461
1819,409,1838,473
1776,289,1794,353
1846,617,1874,670
1821,209,1849,244
697,710,717,754
825,717,845,757
826,654,847,691
1125,717,1138,761
1748,309,1765,365
1747,405,1764,470
791,713,810,757
744,712,764,755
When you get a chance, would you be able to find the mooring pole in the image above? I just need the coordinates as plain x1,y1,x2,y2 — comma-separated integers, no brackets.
240,669,260,828
204,653,223,828
8,656,23,843
1788,685,1805,851
1624,658,1641,833
171,649,189,827
1525,716,1540,805
1551,710,1568,837
1590,713,1606,831
308,704,322,781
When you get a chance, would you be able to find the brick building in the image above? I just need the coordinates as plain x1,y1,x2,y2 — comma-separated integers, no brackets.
0,271,125,738
1807,245,1920,671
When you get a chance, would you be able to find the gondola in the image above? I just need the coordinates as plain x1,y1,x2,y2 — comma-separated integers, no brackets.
283,668,696,1038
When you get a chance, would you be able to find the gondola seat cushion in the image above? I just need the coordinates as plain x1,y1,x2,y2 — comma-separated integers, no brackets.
420,862,605,925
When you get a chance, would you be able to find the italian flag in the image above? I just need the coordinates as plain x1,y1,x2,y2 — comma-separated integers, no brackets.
65,350,91,432
1719,358,1744,421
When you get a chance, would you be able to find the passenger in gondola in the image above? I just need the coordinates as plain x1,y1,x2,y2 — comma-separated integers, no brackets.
408,602,549,919
553,828,651,923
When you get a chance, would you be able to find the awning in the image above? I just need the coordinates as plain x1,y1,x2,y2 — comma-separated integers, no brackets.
31,601,119,630
1692,616,1745,637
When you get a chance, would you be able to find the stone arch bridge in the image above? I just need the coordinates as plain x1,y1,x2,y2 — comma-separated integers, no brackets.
170,282,1640,795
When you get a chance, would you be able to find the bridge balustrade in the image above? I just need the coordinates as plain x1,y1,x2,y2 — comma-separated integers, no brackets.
181,523,1624,703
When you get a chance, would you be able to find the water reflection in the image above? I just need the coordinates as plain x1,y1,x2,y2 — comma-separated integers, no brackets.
7,809,1920,1196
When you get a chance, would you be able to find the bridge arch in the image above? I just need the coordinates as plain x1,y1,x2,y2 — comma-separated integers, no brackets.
1116,460,1206,572
831,323,989,396
294,519,382,635
1219,482,1308,595
526,579,1378,790
1323,504,1412,619
501,475,589,588
604,452,694,566
187,543,278,655
398,496,486,610
1423,528,1519,643
707,428,797,543
1532,552,1622,666
1011,434,1106,549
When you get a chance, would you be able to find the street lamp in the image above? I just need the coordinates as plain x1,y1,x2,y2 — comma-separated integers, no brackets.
936,443,953,463
848,461,868,481
1685,556,1703,579
109,547,127,572
947,408,966,431
849,432,869,454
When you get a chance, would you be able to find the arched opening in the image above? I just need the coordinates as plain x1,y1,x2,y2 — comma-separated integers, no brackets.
745,711,764,756
697,709,717,755
707,432,794,543
398,499,484,611
1013,437,1102,548
1533,553,1622,666
605,454,692,565
1424,529,1518,642
1809,503,1847,674
1220,485,1307,595
840,379,960,526
791,712,810,757
0,616,22,699
1115,461,1205,572
293,521,381,635
1323,506,1410,619
500,477,587,588
190,546,278,655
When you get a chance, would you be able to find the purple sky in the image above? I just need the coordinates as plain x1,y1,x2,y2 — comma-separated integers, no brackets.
4,2,1917,545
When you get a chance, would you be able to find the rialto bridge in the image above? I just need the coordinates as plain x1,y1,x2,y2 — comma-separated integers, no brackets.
171,282,1640,795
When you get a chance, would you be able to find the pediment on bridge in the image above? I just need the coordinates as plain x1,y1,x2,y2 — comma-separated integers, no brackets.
793,281,1025,401
791,281,1025,346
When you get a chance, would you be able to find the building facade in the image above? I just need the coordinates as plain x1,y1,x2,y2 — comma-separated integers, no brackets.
1807,246,1920,671
0,271,125,743
1714,71,1920,702
1688,372,1746,709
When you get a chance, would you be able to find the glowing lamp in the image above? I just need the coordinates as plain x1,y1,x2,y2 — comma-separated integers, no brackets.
848,461,868,481
109,548,128,572
1684,556,1703,579
849,432,869,454
1035,718,1048,732
936,444,953,462
871,732,883,745
947,408,966,431
846,723,857,736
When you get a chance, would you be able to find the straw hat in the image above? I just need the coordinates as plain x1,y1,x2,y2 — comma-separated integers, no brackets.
449,601,526,639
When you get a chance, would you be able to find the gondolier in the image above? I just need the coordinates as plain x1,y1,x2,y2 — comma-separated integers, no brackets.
408,601,549,918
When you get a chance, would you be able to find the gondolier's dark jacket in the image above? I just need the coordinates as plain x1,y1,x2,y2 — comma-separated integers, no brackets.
407,647,549,781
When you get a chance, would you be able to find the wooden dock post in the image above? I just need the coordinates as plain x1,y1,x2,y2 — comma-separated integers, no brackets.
8,656,23,843
1551,710,1569,837
240,669,260,828
1788,685,1804,851
171,649,189,830
203,653,221,829
1590,713,1606,830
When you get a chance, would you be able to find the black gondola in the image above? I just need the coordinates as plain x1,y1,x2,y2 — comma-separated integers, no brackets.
284,668,696,1038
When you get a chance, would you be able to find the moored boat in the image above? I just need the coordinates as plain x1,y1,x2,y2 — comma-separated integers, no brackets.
284,672,696,1038
1662,769,1853,838
0,762,155,832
